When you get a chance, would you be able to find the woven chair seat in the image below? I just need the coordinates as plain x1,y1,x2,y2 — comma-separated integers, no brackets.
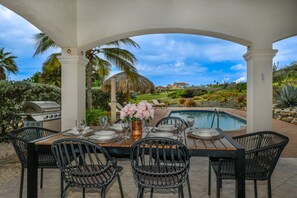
211,158,269,180
136,165,184,187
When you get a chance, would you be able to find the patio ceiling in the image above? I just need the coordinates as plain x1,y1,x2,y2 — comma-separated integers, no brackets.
1,0,297,131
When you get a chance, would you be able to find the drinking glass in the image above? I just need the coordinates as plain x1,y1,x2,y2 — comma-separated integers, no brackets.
176,120,184,139
75,120,86,138
186,116,195,132
121,120,130,139
99,116,108,129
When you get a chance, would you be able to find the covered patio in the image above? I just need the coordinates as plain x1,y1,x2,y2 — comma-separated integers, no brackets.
1,1,297,198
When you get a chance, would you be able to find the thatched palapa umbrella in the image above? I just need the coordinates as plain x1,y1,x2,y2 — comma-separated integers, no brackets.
103,72,155,122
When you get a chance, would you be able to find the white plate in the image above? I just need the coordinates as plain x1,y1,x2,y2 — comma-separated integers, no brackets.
110,124,123,131
89,134,118,141
151,132,174,138
192,129,219,138
94,130,116,136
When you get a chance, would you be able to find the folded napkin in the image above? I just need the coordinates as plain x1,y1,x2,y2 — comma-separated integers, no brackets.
64,127,93,136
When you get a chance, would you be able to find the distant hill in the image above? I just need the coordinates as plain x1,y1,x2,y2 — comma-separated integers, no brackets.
273,62,297,86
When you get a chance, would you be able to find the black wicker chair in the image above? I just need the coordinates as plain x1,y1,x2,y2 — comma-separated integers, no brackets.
6,127,60,198
51,138,124,198
130,137,190,198
155,116,189,128
208,131,289,198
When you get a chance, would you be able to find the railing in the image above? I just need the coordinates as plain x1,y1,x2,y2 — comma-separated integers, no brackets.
210,108,220,128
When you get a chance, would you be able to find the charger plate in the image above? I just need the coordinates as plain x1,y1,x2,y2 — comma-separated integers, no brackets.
88,134,121,143
188,129,223,140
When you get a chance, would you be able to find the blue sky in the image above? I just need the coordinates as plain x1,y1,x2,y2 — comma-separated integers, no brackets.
1,5,297,86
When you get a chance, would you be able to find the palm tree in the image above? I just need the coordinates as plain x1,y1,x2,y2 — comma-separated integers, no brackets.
33,33,140,109
0,48,18,80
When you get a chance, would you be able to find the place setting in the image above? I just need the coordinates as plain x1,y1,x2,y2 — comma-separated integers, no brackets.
88,116,131,143
63,119,94,138
188,128,223,140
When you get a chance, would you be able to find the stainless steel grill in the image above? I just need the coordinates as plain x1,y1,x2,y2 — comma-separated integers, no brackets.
18,101,61,131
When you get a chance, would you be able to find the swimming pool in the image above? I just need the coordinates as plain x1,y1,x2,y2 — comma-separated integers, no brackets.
169,110,246,131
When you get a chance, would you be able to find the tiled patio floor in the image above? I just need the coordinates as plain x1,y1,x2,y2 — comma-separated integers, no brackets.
1,157,297,198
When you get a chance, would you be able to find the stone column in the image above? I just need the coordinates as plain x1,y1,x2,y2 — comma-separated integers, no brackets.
244,49,277,132
110,78,117,123
59,48,88,131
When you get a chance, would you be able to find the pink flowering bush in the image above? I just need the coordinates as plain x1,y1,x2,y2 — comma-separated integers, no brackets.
120,100,154,121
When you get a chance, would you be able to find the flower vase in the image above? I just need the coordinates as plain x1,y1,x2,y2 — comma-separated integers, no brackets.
131,120,142,136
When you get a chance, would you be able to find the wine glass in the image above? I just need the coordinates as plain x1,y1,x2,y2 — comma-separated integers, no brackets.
121,120,130,139
75,120,86,138
175,120,184,139
99,116,108,129
186,116,195,132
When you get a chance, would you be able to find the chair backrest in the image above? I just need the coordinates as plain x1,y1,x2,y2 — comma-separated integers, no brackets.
156,116,189,128
234,131,289,179
130,137,190,189
108,102,121,112
51,138,118,188
116,103,123,110
152,99,159,104
7,127,59,167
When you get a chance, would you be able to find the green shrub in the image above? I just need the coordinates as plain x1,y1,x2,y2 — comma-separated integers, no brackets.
86,108,108,126
0,81,61,135
92,89,125,110
274,84,297,109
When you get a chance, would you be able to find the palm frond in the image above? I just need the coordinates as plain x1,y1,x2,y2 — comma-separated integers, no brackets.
33,33,59,57
103,38,140,49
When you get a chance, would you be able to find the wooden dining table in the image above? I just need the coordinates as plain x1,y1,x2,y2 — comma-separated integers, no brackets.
27,127,245,198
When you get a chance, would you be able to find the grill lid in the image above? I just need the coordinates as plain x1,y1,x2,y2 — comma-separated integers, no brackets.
23,101,60,113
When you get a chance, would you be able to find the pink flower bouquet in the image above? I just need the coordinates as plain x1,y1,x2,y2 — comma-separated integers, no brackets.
120,100,154,121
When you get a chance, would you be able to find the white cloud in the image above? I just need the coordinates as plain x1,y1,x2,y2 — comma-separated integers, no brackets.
273,36,297,67
137,61,208,77
230,64,246,70
235,77,246,83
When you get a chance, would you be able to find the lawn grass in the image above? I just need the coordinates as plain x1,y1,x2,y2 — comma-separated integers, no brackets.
135,92,169,102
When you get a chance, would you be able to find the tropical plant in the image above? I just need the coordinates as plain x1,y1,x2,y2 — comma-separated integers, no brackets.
0,48,18,80
33,33,140,109
0,81,60,135
274,84,297,109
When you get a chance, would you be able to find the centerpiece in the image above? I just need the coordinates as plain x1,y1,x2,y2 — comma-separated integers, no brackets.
120,100,154,136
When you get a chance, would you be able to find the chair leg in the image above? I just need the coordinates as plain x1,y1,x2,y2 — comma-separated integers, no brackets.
61,185,70,198
179,186,184,198
216,177,221,198
40,168,43,189
254,180,258,198
60,173,64,198
19,167,24,198
101,187,106,198
267,178,272,198
208,160,211,196
150,188,154,198
117,174,124,198
82,188,85,198
187,176,192,198
137,187,144,198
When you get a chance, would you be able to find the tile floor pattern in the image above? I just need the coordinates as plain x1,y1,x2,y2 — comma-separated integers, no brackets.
1,157,297,198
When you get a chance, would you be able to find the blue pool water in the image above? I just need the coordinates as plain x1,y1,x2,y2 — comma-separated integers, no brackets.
170,110,246,131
